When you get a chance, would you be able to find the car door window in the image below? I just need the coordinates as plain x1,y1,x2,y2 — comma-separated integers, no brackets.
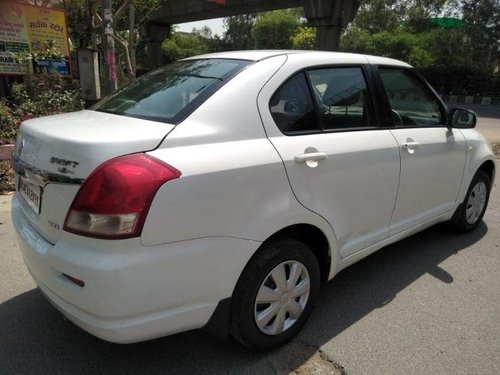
306,67,373,130
269,72,319,133
379,68,443,127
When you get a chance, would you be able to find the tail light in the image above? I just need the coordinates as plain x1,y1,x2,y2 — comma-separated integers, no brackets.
63,153,180,239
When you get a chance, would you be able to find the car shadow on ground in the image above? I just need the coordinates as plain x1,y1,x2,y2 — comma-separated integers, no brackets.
0,223,487,374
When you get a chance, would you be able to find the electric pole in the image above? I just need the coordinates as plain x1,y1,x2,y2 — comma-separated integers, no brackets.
102,0,117,92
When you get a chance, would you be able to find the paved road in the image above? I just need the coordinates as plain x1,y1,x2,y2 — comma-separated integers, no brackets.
1,116,500,374
449,103,500,142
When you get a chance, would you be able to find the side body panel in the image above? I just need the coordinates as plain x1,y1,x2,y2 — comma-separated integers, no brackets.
265,132,400,258
455,129,496,205
389,128,467,234
142,138,335,247
257,54,400,259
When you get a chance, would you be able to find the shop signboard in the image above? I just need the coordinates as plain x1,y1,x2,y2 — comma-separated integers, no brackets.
0,0,70,75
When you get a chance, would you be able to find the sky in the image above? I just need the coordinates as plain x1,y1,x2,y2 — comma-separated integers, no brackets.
175,18,225,36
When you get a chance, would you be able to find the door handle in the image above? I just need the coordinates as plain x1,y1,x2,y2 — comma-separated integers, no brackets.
402,141,419,149
402,138,419,154
294,152,328,163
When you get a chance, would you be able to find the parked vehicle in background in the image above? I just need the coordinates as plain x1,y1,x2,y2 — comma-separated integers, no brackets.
11,51,495,350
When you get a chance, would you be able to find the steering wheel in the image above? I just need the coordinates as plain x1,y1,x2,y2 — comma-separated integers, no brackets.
391,109,403,126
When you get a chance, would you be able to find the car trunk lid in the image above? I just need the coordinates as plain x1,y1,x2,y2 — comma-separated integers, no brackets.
12,110,174,244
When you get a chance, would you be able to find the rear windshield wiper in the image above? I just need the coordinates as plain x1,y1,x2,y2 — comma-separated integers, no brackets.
172,73,223,81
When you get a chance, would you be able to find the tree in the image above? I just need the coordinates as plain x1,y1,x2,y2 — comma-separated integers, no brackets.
340,26,374,53
161,32,209,62
462,0,500,71
291,27,316,50
192,26,225,52
340,0,500,96
402,0,449,32
222,15,256,50
252,10,300,49
352,0,403,34
60,0,164,90
62,0,90,49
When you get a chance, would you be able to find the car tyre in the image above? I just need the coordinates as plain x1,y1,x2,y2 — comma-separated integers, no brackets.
230,237,320,351
449,170,490,233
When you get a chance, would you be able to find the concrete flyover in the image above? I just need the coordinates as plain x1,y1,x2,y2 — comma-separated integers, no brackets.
144,0,360,69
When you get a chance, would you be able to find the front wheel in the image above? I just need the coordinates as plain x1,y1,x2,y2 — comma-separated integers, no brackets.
230,237,320,351
449,170,491,232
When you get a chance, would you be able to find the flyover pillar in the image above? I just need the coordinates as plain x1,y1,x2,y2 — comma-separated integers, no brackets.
303,0,360,51
144,22,171,70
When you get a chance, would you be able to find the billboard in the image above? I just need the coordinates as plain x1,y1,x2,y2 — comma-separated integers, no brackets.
0,0,70,75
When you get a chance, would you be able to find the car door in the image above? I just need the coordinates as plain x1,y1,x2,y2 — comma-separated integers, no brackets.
260,65,400,258
376,67,467,235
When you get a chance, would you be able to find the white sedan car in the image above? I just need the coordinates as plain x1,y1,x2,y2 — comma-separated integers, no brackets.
11,51,494,350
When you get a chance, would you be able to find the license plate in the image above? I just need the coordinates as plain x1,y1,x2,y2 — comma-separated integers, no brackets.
18,176,42,214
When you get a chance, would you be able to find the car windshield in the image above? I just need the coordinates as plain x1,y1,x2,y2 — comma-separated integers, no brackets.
92,58,251,123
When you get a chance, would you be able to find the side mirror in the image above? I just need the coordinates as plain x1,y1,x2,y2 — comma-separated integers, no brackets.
448,108,477,129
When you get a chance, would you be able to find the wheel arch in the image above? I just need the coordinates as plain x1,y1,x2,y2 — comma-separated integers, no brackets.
256,224,331,283
455,129,496,208
204,223,331,341
478,159,495,190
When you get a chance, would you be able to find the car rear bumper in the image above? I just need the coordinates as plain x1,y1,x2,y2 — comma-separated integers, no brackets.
12,194,259,343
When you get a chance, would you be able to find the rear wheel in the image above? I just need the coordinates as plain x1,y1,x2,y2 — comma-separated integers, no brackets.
449,170,490,232
230,237,320,351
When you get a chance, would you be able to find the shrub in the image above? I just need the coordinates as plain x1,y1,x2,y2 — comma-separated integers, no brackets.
0,100,17,144
0,74,84,144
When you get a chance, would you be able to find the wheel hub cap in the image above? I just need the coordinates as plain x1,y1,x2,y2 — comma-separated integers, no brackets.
466,181,487,225
254,260,310,335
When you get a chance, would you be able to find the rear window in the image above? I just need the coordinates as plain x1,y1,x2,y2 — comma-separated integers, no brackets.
92,59,251,124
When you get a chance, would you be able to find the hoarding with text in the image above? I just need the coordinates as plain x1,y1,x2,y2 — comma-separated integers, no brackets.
0,0,70,75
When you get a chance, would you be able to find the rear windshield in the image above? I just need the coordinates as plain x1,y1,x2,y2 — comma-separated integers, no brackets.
92,59,251,124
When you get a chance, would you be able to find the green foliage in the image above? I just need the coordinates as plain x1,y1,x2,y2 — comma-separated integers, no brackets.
252,10,300,49
462,0,500,73
369,31,414,59
353,0,403,33
341,0,500,95
222,9,311,50
0,38,83,143
131,0,164,22
223,15,256,50
11,75,84,117
55,0,165,88
422,28,467,69
59,0,89,49
406,45,435,69
401,0,449,32
0,101,17,144
291,27,316,50
339,26,372,53
162,32,209,62
192,26,225,53
0,75,84,143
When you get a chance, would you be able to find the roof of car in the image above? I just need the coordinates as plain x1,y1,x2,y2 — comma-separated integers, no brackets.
184,50,411,68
